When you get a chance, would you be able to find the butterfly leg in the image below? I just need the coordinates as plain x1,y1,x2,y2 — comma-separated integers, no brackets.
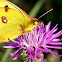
19,24,25,34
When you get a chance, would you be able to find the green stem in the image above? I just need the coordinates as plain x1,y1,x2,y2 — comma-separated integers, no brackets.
29,0,46,17
1,48,13,62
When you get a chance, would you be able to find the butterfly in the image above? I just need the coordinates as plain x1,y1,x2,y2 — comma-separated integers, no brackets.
0,0,40,42
0,0,53,42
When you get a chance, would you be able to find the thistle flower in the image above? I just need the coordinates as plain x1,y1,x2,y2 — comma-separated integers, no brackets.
3,21,62,62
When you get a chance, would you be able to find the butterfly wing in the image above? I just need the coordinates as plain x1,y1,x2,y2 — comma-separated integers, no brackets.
0,0,31,23
0,0,36,42
0,7,31,42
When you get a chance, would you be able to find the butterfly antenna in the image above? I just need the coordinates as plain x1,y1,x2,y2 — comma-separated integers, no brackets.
38,8,53,20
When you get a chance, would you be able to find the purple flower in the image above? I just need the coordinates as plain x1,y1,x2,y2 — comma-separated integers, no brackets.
3,21,62,62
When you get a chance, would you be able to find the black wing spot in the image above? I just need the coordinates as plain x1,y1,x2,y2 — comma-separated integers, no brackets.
5,5,9,8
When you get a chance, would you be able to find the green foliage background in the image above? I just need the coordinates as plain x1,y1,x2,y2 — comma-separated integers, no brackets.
0,0,62,62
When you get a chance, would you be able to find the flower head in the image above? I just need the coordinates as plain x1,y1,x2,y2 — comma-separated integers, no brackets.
3,21,62,62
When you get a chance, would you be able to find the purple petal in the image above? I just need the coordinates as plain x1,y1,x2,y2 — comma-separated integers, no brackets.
13,53,23,60
52,39,62,42
35,49,38,57
9,48,22,57
40,22,44,28
45,24,58,39
50,30,62,41
51,24,58,31
37,52,44,62
7,55,12,58
46,45,62,49
38,48,48,53
46,21,51,32
3,46,16,48
49,42,62,45
4,42,20,46
46,48,62,57
23,61,26,62
29,55,31,62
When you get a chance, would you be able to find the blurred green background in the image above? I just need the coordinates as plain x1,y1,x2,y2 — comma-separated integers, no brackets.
0,0,62,62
